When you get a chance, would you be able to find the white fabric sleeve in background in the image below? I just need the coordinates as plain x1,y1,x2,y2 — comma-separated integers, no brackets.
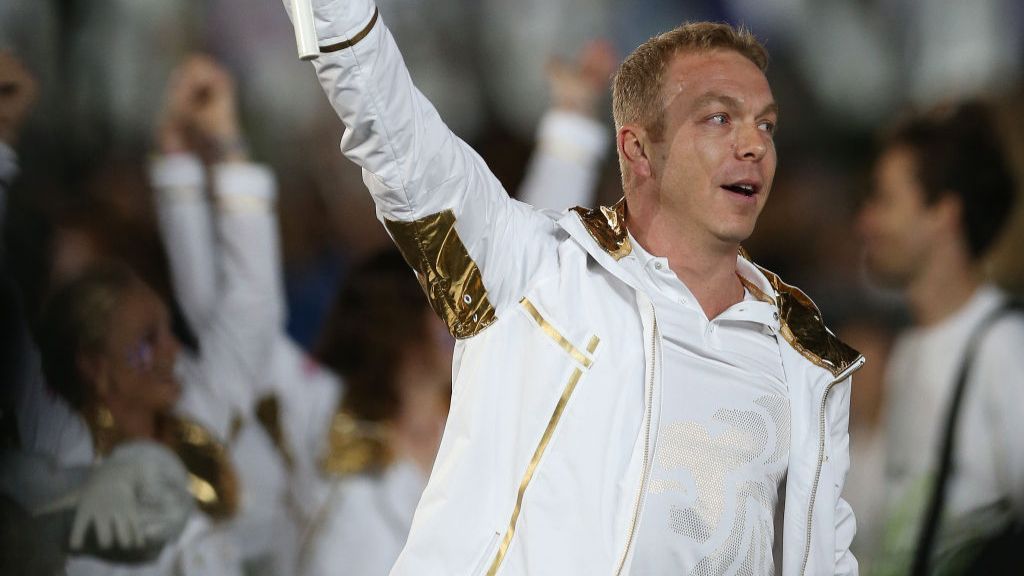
974,315,1024,515
151,153,218,336
516,110,609,212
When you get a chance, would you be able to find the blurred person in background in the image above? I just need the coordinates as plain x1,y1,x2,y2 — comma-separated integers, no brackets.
282,1,864,574
35,262,243,576
150,53,340,576
836,314,896,574
858,101,1024,575
1,50,197,576
302,247,450,576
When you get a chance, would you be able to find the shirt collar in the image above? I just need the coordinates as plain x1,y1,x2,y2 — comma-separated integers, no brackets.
626,234,781,333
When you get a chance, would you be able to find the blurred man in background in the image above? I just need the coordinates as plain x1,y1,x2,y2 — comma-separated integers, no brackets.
859,101,1024,574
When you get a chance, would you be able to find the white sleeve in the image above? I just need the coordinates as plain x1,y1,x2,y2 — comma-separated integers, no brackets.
154,151,287,414
305,3,561,336
976,315,1024,514
151,153,218,335
194,162,283,414
516,110,609,212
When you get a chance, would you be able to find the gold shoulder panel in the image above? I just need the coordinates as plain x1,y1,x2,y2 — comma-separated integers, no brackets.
320,410,393,477
165,416,240,521
84,410,239,521
570,198,632,261
384,210,496,339
756,265,863,377
255,394,295,470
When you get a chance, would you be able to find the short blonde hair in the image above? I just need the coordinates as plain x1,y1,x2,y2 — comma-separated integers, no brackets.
612,22,768,142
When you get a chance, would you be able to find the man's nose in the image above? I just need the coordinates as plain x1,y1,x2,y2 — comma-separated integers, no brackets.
735,124,767,161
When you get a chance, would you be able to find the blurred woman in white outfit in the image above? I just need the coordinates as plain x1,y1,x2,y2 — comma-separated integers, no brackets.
148,54,339,576
36,263,244,576
4,51,244,576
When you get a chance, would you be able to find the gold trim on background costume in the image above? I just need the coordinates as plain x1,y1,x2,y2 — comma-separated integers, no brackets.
320,8,379,53
85,410,239,521
320,410,393,476
255,394,295,470
385,210,496,339
520,299,593,368
165,417,239,520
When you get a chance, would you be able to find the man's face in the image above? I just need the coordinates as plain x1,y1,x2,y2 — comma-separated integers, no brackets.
648,49,777,245
858,145,938,288
95,282,182,422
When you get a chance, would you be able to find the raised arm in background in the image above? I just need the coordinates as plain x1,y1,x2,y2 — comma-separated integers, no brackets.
516,40,614,212
150,56,283,425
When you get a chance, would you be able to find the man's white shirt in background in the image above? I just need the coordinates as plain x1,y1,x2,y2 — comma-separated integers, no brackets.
879,285,1024,568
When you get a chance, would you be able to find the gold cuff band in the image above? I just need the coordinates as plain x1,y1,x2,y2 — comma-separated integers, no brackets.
320,8,379,53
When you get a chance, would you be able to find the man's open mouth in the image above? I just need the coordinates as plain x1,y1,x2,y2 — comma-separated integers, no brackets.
721,182,760,197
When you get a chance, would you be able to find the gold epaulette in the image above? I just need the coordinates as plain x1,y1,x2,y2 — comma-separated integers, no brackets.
571,198,632,261
85,410,240,521
255,394,295,471
320,410,393,477
752,262,863,378
164,416,240,521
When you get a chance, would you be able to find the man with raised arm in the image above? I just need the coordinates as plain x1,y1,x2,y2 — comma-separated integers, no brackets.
284,2,863,574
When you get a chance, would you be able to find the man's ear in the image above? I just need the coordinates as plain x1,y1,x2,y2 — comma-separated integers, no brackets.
618,125,654,181
77,353,111,401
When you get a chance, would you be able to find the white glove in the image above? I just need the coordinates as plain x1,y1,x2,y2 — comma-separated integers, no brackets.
281,0,376,47
69,440,193,553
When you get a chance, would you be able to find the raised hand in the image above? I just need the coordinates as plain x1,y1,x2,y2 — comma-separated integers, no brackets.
545,40,617,118
156,55,246,162
0,51,38,146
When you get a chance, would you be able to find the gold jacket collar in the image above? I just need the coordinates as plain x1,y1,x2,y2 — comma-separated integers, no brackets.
572,198,862,378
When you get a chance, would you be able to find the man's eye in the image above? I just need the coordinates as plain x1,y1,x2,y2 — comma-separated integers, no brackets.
708,114,729,125
759,121,776,135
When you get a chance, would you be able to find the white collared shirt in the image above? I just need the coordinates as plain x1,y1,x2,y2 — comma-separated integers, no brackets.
625,237,790,573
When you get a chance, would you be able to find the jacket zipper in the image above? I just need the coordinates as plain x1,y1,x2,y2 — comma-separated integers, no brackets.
614,307,658,575
799,356,865,575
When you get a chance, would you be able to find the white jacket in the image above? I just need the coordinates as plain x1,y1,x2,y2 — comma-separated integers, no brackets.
299,3,864,575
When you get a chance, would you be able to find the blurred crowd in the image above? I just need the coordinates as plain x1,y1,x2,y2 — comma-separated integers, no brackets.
1,0,1023,575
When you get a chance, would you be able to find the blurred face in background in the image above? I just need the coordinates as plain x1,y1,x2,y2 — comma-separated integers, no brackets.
87,281,181,425
858,145,942,288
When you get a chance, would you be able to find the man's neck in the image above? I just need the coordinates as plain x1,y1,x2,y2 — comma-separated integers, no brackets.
630,223,744,320
906,255,982,327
